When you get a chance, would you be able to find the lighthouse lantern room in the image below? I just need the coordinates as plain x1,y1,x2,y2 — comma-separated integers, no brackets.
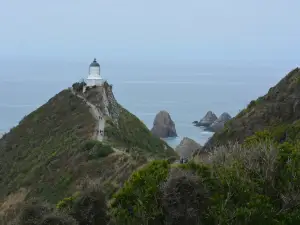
86,58,104,87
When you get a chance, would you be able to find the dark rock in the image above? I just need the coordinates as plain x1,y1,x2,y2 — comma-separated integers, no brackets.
206,112,232,132
196,111,217,127
175,137,202,159
151,111,177,138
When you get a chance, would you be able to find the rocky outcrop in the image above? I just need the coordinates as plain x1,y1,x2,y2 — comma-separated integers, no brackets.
151,111,177,138
82,82,120,125
206,112,232,132
195,111,217,127
175,137,201,159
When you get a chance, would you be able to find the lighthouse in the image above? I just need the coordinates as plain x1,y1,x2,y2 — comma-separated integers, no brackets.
86,58,104,87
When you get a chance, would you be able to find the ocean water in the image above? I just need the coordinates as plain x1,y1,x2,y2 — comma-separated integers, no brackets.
0,59,292,147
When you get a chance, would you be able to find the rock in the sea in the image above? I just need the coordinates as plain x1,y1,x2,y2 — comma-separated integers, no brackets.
196,111,218,127
175,137,201,159
151,111,177,138
207,112,232,132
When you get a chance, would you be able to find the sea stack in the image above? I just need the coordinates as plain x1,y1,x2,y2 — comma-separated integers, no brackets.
175,137,201,159
196,111,218,127
151,110,177,138
207,112,232,132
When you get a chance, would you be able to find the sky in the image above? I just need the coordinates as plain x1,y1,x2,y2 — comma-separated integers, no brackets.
0,0,299,65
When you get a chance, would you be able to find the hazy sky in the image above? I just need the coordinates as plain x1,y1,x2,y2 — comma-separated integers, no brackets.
0,0,299,64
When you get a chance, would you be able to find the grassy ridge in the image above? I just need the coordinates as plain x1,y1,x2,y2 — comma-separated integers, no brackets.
105,105,177,159
0,90,95,202
206,68,300,149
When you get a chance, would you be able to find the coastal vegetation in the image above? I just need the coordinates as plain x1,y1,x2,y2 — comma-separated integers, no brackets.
2,68,300,224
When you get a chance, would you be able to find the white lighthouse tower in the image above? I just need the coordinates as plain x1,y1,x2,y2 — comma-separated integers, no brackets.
86,58,104,87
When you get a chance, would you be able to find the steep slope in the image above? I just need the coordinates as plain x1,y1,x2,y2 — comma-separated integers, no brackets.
205,67,300,148
0,83,176,205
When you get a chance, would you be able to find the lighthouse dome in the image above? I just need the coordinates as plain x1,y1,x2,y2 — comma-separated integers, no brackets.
90,58,100,67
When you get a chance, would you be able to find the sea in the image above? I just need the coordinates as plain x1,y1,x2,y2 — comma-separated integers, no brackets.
0,59,295,148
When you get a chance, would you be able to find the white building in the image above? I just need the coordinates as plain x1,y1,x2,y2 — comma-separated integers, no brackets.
86,58,104,87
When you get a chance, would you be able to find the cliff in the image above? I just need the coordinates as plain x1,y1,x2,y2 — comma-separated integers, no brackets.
0,82,177,206
205,67,300,149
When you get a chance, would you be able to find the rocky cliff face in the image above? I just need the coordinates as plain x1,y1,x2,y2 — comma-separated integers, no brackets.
206,112,231,132
151,111,177,138
83,82,120,124
175,137,201,159
196,111,218,127
205,67,300,149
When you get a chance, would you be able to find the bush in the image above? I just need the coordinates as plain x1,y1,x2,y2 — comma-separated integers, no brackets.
81,140,114,159
110,142,300,225
40,213,78,225
161,168,209,225
72,82,86,93
247,100,256,109
14,200,51,225
110,160,170,225
57,184,108,225
56,192,80,211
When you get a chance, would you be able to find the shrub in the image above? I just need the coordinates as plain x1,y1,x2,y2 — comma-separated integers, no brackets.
71,187,108,225
107,140,300,225
110,160,170,225
161,167,209,225
247,100,256,109
56,192,80,211
14,200,51,225
57,184,108,225
72,82,86,93
40,213,78,225
81,140,114,159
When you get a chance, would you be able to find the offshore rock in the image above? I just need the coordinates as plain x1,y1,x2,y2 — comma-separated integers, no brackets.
151,111,177,138
196,111,217,127
206,112,232,132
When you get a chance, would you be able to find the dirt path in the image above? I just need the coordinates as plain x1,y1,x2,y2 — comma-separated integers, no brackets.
70,88,105,142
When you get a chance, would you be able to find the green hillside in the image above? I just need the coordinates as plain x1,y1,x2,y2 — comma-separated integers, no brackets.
205,67,300,149
0,85,176,209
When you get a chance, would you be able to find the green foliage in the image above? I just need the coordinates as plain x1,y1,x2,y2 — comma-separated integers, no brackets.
56,185,108,225
81,140,114,159
72,81,86,93
14,201,51,225
110,142,300,225
0,90,95,203
206,68,300,149
13,200,77,225
244,121,300,148
243,130,273,147
111,160,170,225
39,213,78,225
56,192,80,211
161,168,210,225
247,100,257,109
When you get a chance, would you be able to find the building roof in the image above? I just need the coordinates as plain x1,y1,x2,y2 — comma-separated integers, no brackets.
90,58,100,67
